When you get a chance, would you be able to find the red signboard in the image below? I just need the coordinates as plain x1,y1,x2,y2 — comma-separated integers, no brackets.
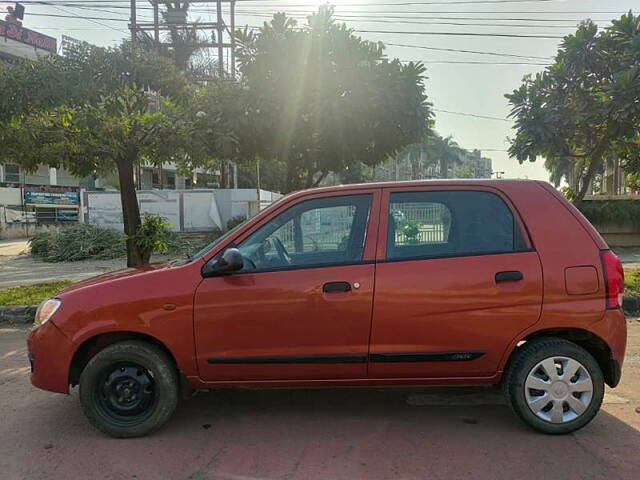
0,19,56,53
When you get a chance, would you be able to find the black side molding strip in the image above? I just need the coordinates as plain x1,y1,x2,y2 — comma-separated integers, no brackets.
369,351,485,363
207,354,367,364
207,351,485,364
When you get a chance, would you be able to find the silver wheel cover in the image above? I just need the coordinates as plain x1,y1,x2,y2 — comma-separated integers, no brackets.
524,356,594,424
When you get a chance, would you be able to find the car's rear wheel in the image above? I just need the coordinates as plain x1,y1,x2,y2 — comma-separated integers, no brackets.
504,337,604,434
79,340,178,438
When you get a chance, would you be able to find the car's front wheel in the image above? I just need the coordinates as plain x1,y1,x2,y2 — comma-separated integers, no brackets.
504,337,604,434
79,340,178,438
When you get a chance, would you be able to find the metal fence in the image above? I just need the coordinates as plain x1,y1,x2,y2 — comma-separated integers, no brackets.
392,202,450,245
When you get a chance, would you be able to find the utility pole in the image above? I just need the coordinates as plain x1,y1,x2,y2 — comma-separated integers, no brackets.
130,0,136,42
130,1,237,80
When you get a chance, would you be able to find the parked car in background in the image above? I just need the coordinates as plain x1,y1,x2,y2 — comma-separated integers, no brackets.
27,180,626,437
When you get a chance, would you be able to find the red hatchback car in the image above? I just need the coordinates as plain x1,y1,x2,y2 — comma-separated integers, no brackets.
27,180,626,437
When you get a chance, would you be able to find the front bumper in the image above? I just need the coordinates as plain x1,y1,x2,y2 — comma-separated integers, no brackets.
26,320,73,394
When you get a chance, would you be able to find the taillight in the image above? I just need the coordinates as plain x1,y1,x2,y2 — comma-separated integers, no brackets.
600,250,624,309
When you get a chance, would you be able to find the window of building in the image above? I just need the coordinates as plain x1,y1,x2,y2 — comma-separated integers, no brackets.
4,164,20,183
387,190,526,260
166,173,176,189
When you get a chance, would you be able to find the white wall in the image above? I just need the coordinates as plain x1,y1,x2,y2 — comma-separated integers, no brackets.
0,187,21,206
86,189,282,233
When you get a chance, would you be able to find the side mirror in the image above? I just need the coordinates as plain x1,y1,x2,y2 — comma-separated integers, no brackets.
202,248,244,277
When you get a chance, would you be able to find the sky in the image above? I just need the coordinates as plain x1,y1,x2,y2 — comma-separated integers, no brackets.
2,0,637,181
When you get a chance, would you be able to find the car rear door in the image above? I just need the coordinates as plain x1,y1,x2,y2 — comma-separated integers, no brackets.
369,185,543,379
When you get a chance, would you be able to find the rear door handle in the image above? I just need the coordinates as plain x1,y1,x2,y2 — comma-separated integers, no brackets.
323,281,351,293
495,271,523,283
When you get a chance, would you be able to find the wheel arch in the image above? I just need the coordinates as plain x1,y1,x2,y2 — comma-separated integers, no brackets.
502,327,620,387
68,331,184,389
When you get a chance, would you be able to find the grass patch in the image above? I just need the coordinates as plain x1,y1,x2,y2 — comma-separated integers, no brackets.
0,281,73,306
625,268,640,297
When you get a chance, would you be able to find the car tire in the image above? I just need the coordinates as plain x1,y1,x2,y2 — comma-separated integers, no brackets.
503,337,604,434
79,340,178,438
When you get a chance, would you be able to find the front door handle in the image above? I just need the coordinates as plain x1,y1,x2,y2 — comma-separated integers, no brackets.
323,281,351,293
495,271,524,283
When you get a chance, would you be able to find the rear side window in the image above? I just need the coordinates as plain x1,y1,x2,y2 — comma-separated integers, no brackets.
387,190,527,260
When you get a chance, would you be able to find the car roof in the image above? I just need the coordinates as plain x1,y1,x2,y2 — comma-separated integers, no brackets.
285,179,544,198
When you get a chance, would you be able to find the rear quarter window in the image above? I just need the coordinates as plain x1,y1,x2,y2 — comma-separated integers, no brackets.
387,190,527,260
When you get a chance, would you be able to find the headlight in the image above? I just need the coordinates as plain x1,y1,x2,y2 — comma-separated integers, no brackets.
34,298,61,327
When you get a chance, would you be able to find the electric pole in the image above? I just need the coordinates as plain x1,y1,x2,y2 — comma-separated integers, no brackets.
129,1,237,80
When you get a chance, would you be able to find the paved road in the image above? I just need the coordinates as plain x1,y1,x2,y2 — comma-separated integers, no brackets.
1,322,639,480
0,240,171,288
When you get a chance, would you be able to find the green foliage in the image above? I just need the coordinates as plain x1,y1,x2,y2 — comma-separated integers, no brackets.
0,44,197,266
0,42,187,123
29,224,125,262
506,12,640,200
29,231,54,257
401,220,421,244
625,268,640,297
575,200,640,226
227,215,247,230
0,281,73,306
235,6,432,192
453,162,476,179
133,213,173,264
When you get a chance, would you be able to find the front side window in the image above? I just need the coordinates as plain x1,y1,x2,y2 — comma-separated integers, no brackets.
387,190,526,260
237,194,372,272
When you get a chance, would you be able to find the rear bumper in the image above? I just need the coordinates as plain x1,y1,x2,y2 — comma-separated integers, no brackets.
26,320,73,394
591,308,627,387
606,359,622,388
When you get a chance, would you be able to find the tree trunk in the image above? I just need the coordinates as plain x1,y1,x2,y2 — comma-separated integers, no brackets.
440,158,448,179
116,159,144,267
575,158,602,202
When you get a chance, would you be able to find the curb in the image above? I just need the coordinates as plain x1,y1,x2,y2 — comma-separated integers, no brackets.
0,306,37,325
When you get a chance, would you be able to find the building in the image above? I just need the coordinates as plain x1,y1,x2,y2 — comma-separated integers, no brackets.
0,7,56,64
457,149,493,179
370,145,493,182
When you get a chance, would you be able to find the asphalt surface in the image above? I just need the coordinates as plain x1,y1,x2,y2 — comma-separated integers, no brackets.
1,322,640,480
0,240,170,288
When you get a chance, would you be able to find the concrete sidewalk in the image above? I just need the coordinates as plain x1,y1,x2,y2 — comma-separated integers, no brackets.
0,239,29,257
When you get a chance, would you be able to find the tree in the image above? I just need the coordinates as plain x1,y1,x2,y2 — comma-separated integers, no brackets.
427,135,463,179
0,43,194,266
235,6,432,192
506,12,640,200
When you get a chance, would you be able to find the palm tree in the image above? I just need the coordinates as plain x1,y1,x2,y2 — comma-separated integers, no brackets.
427,135,463,179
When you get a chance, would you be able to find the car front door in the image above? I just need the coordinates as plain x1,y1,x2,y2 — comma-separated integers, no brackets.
194,189,380,381
369,186,543,379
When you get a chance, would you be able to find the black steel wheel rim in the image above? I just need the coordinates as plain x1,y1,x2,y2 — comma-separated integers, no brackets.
96,362,157,424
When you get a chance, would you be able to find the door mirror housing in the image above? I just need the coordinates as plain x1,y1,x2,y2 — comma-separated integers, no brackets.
202,248,244,277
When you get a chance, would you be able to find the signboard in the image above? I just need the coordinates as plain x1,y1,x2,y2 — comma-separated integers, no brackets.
24,189,80,206
61,34,85,55
0,19,56,53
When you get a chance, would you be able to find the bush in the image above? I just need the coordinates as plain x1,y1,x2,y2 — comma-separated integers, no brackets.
29,224,125,262
132,213,172,264
575,199,640,226
29,231,54,257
